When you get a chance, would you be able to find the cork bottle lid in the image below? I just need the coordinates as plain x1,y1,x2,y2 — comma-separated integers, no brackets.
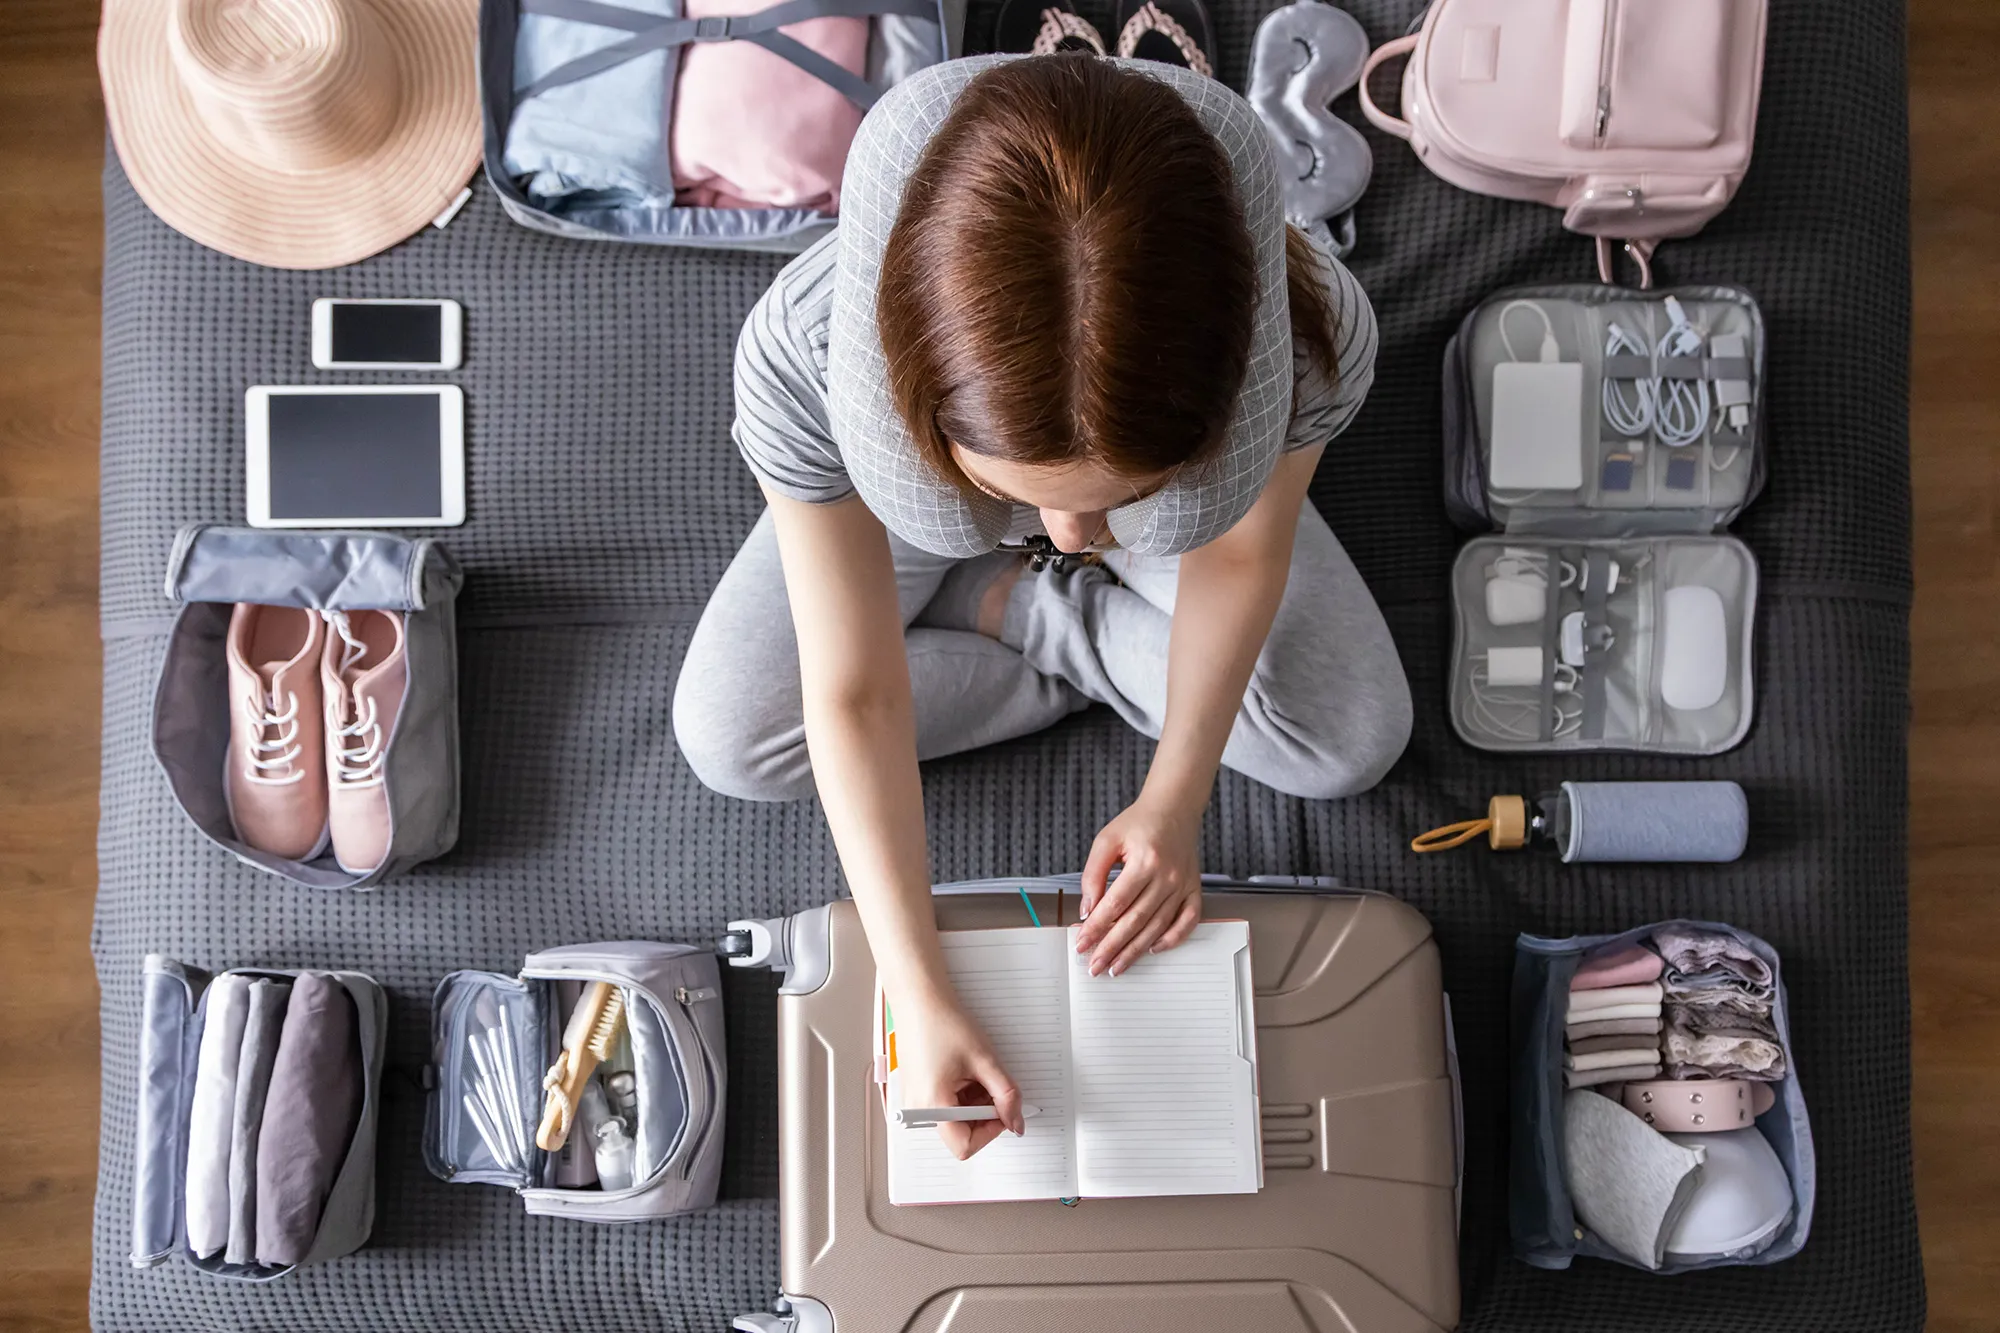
1487,795,1528,849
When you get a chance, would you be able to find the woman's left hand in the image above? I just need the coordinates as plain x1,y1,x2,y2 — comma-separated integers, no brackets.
1075,796,1203,976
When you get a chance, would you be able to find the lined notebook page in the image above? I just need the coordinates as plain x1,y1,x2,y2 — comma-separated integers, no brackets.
1067,921,1259,1198
885,929,1078,1204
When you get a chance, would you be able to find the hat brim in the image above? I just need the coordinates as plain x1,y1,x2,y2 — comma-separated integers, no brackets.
100,0,483,271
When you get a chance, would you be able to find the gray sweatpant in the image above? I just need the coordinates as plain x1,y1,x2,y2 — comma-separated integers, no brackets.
672,503,1412,802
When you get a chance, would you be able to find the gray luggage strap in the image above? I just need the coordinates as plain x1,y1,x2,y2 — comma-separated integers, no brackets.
516,0,938,110
1577,550,1614,742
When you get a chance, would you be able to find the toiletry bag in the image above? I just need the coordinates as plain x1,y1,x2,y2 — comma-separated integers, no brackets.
1442,286,1765,755
152,525,464,889
1359,0,1768,286
479,0,961,254
130,956,388,1280
1511,922,1815,1273
424,941,727,1221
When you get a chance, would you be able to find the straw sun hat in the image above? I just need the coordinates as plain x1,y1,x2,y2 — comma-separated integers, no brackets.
99,0,483,270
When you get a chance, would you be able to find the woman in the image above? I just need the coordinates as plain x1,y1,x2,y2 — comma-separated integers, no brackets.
673,53,1411,1159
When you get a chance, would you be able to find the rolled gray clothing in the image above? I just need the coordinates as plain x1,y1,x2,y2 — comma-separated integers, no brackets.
256,973,363,1268
673,502,1412,804
225,979,290,1265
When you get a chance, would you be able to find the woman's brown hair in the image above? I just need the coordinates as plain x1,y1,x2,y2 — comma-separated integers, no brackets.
877,53,1339,491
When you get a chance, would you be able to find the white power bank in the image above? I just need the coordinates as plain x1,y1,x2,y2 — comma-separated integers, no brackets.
1490,361,1585,491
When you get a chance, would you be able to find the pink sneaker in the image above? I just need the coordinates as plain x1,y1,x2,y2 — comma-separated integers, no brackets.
321,609,407,874
224,605,330,860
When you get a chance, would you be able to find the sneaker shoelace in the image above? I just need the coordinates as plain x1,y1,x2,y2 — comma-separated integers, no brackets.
324,611,388,790
241,687,306,786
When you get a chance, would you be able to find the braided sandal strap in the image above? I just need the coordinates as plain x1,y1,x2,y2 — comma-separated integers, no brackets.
1115,1,1212,77
1032,7,1107,55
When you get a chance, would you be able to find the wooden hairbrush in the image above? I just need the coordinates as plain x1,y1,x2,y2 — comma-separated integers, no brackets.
537,981,626,1152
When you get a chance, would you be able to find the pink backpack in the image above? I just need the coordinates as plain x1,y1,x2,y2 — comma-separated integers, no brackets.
1359,0,1767,286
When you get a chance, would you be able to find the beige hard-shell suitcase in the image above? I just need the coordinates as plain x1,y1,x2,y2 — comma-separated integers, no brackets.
725,875,1462,1333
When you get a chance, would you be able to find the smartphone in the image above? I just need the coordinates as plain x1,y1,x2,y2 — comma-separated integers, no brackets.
245,386,465,528
311,298,463,370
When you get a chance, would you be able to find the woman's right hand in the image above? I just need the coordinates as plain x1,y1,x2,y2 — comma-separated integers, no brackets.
894,996,1024,1160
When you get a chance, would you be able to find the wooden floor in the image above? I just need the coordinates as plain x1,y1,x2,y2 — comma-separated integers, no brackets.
0,2,1992,1329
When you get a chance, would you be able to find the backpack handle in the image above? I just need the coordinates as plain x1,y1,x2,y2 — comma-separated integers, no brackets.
1358,35,1419,141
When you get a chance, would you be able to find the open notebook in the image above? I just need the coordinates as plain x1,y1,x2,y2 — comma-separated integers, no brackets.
881,921,1260,1205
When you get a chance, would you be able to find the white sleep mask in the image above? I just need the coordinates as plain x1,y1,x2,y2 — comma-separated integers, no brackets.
826,54,1292,559
1248,0,1373,250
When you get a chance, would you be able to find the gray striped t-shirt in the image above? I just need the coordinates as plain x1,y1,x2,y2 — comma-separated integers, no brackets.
734,226,1378,523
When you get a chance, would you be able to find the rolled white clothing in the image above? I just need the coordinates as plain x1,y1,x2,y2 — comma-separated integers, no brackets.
1565,983,1666,1013
184,975,252,1258
1566,1046,1664,1072
1565,1001,1664,1025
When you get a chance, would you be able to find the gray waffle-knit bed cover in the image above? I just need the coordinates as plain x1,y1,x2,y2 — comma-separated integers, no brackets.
91,1,1922,1328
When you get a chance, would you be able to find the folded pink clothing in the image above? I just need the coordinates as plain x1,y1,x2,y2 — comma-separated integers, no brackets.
1571,944,1665,992
670,1,868,212
1565,982,1664,1014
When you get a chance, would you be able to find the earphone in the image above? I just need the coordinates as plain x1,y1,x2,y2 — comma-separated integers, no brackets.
1484,549,1623,628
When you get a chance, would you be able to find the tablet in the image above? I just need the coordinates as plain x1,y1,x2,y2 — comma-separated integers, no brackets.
245,386,465,528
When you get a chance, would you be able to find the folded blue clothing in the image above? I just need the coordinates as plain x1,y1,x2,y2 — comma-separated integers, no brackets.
505,0,683,207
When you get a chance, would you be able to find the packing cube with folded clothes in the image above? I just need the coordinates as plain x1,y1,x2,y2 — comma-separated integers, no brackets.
1511,921,1816,1274
130,956,386,1280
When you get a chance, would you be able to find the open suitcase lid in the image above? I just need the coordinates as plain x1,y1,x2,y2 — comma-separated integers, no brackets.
745,880,1462,1333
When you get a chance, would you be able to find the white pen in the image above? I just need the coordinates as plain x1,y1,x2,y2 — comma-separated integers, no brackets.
894,1104,1043,1129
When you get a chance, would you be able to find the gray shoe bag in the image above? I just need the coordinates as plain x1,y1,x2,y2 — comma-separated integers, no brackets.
423,942,727,1221
129,955,388,1280
480,0,963,254
1441,285,1767,754
151,525,464,890
1509,922,1815,1273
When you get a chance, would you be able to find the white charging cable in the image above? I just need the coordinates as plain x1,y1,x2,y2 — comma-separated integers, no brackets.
1600,297,1711,451
1652,298,1711,450
1468,656,1582,743
1499,300,1561,365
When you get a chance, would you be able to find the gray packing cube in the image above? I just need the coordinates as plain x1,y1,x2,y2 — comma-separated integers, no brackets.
152,525,464,889
480,0,963,254
1510,923,1815,1274
424,942,727,1221
130,956,388,1281
1441,285,1767,755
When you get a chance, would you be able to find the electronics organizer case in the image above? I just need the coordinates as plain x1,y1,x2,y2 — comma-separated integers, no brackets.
479,0,964,253
1440,285,1766,755
130,957,389,1281
1510,922,1815,1273
424,941,727,1220
734,876,1462,1333
151,525,465,889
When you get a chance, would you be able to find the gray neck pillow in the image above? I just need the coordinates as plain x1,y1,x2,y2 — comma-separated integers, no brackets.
826,54,1291,558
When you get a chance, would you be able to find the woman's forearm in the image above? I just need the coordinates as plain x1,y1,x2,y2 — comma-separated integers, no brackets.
804,682,954,1008
762,489,954,1012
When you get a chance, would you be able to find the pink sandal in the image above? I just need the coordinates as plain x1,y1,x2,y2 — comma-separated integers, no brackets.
1114,0,1215,78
